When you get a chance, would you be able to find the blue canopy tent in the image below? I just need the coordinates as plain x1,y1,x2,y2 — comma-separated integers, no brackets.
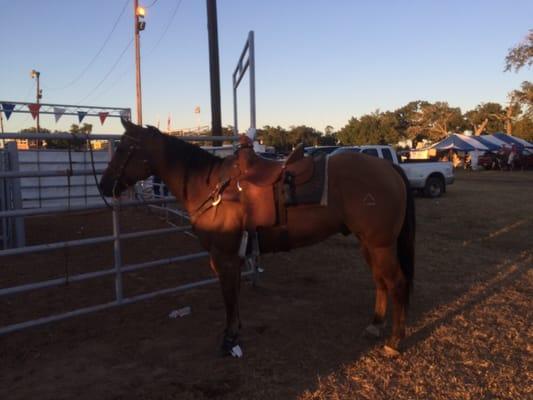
431,134,488,151
469,135,501,151
493,132,533,149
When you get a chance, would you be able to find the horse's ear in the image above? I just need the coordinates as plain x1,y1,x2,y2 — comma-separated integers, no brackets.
121,117,136,132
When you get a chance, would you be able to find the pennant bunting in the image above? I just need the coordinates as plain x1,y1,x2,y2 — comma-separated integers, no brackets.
1,103,15,120
120,109,131,120
53,107,66,123
98,112,109,125
77,111,87,123
28,103,41,120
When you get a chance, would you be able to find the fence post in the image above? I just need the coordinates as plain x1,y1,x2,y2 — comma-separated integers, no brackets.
107,141,124,303
6,142,25,247
0,150,7,249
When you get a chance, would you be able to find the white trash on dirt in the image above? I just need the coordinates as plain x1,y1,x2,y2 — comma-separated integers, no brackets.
168,306,191,319
230,345,243,358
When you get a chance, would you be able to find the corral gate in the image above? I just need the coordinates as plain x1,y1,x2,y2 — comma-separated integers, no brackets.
0,132,250,335
0,31,258,335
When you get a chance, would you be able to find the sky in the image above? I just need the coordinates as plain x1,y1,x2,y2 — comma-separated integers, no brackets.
1,0,532,135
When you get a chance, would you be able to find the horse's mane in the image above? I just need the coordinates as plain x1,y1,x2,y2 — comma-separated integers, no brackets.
146,126,223,172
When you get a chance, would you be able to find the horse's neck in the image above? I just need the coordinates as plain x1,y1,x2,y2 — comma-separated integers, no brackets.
153,139,220,213
183,166,219,212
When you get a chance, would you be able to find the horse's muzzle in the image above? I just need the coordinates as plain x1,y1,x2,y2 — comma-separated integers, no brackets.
99,174,124,197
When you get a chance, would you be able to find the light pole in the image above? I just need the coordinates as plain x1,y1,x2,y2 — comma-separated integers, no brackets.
206,0,222,144
134,1,146,125
31,69,42,132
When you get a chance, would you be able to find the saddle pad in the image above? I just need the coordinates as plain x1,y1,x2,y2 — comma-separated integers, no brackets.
285,153,327,206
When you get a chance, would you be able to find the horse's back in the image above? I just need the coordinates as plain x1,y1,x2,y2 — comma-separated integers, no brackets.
327,153,407,243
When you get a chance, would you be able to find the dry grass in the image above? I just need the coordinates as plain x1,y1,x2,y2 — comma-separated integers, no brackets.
1,169,532,399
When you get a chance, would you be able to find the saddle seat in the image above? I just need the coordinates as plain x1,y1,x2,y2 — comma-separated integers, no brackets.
238,140,313,186
229,136,327,238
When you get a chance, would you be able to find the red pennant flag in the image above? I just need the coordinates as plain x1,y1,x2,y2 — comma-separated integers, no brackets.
28,103,41,120
99,112,109,125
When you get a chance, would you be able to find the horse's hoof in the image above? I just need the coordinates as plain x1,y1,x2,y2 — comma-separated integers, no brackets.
229,344,243,358
219,332,243,358
219,343,244,358
364,324,383,338
383,345,400,357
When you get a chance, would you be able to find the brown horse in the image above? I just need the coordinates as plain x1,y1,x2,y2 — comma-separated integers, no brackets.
99,119,415,357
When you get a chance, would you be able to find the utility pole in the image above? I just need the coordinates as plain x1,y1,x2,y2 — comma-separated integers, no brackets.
134,0,146,125
206,0,222,143
31,69,42,132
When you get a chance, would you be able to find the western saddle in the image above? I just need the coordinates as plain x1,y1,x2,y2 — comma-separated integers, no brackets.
219,136,327,252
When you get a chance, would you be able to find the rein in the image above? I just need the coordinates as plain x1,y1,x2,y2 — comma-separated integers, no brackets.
87,133,113,210
189,178,231,223
111,137,139,195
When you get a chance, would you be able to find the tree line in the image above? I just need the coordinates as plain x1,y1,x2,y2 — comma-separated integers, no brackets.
19,123,93,150
19,31,532,153
258,31,532,151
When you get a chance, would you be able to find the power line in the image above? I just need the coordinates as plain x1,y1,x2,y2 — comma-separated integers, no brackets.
76,38,134,104
89,64,133,102
45,0,131,91
146,0,160,8
146,0,183,56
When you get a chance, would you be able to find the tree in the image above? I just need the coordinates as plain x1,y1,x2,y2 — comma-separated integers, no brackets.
513,115,533,141
317,125,337,145
288,125,321,147
464,102,507,135
406,102,466,143
506,81,533,140
394,100,430,139
504,32,533,140
46,123,92,150
505,30,533,72
19,126,50,148
510,81,533,119
257,125,290,152
20,126,51,133
337,111,400,145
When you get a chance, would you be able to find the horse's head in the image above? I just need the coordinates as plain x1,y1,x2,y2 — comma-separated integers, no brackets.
99,118,154,197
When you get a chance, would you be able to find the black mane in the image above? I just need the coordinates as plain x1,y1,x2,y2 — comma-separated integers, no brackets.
145,126,223,172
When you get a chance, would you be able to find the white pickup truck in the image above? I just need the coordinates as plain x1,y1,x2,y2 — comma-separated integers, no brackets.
331,145,454,197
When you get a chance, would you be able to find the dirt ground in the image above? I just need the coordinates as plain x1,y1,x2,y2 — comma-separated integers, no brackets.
0,170,532,400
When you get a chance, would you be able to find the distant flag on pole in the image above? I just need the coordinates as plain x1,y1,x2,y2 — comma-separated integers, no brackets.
120,109,131,120
28,103,41,120
98,112,109,125
77,111,87,123
1,103,15,120
53,107,66,123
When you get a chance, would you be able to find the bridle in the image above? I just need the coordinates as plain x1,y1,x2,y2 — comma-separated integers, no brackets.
111,134,150,197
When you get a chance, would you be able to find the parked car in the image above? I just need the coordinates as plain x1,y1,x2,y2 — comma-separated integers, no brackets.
330,146,360,156
332,145,454,198
304,146,340,157
257,152,285,160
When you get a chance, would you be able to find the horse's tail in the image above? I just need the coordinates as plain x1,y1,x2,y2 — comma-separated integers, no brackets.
392,164,416,300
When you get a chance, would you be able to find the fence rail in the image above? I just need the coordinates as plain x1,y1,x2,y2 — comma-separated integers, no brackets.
0,132,250,336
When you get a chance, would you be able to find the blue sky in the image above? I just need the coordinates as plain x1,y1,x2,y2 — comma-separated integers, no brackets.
1,0,532,134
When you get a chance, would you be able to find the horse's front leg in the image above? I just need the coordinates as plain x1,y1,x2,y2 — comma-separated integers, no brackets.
210,251,243,357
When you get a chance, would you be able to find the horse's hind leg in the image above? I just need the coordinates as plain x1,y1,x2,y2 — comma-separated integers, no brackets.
361,245,387,338
366,244,408,356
